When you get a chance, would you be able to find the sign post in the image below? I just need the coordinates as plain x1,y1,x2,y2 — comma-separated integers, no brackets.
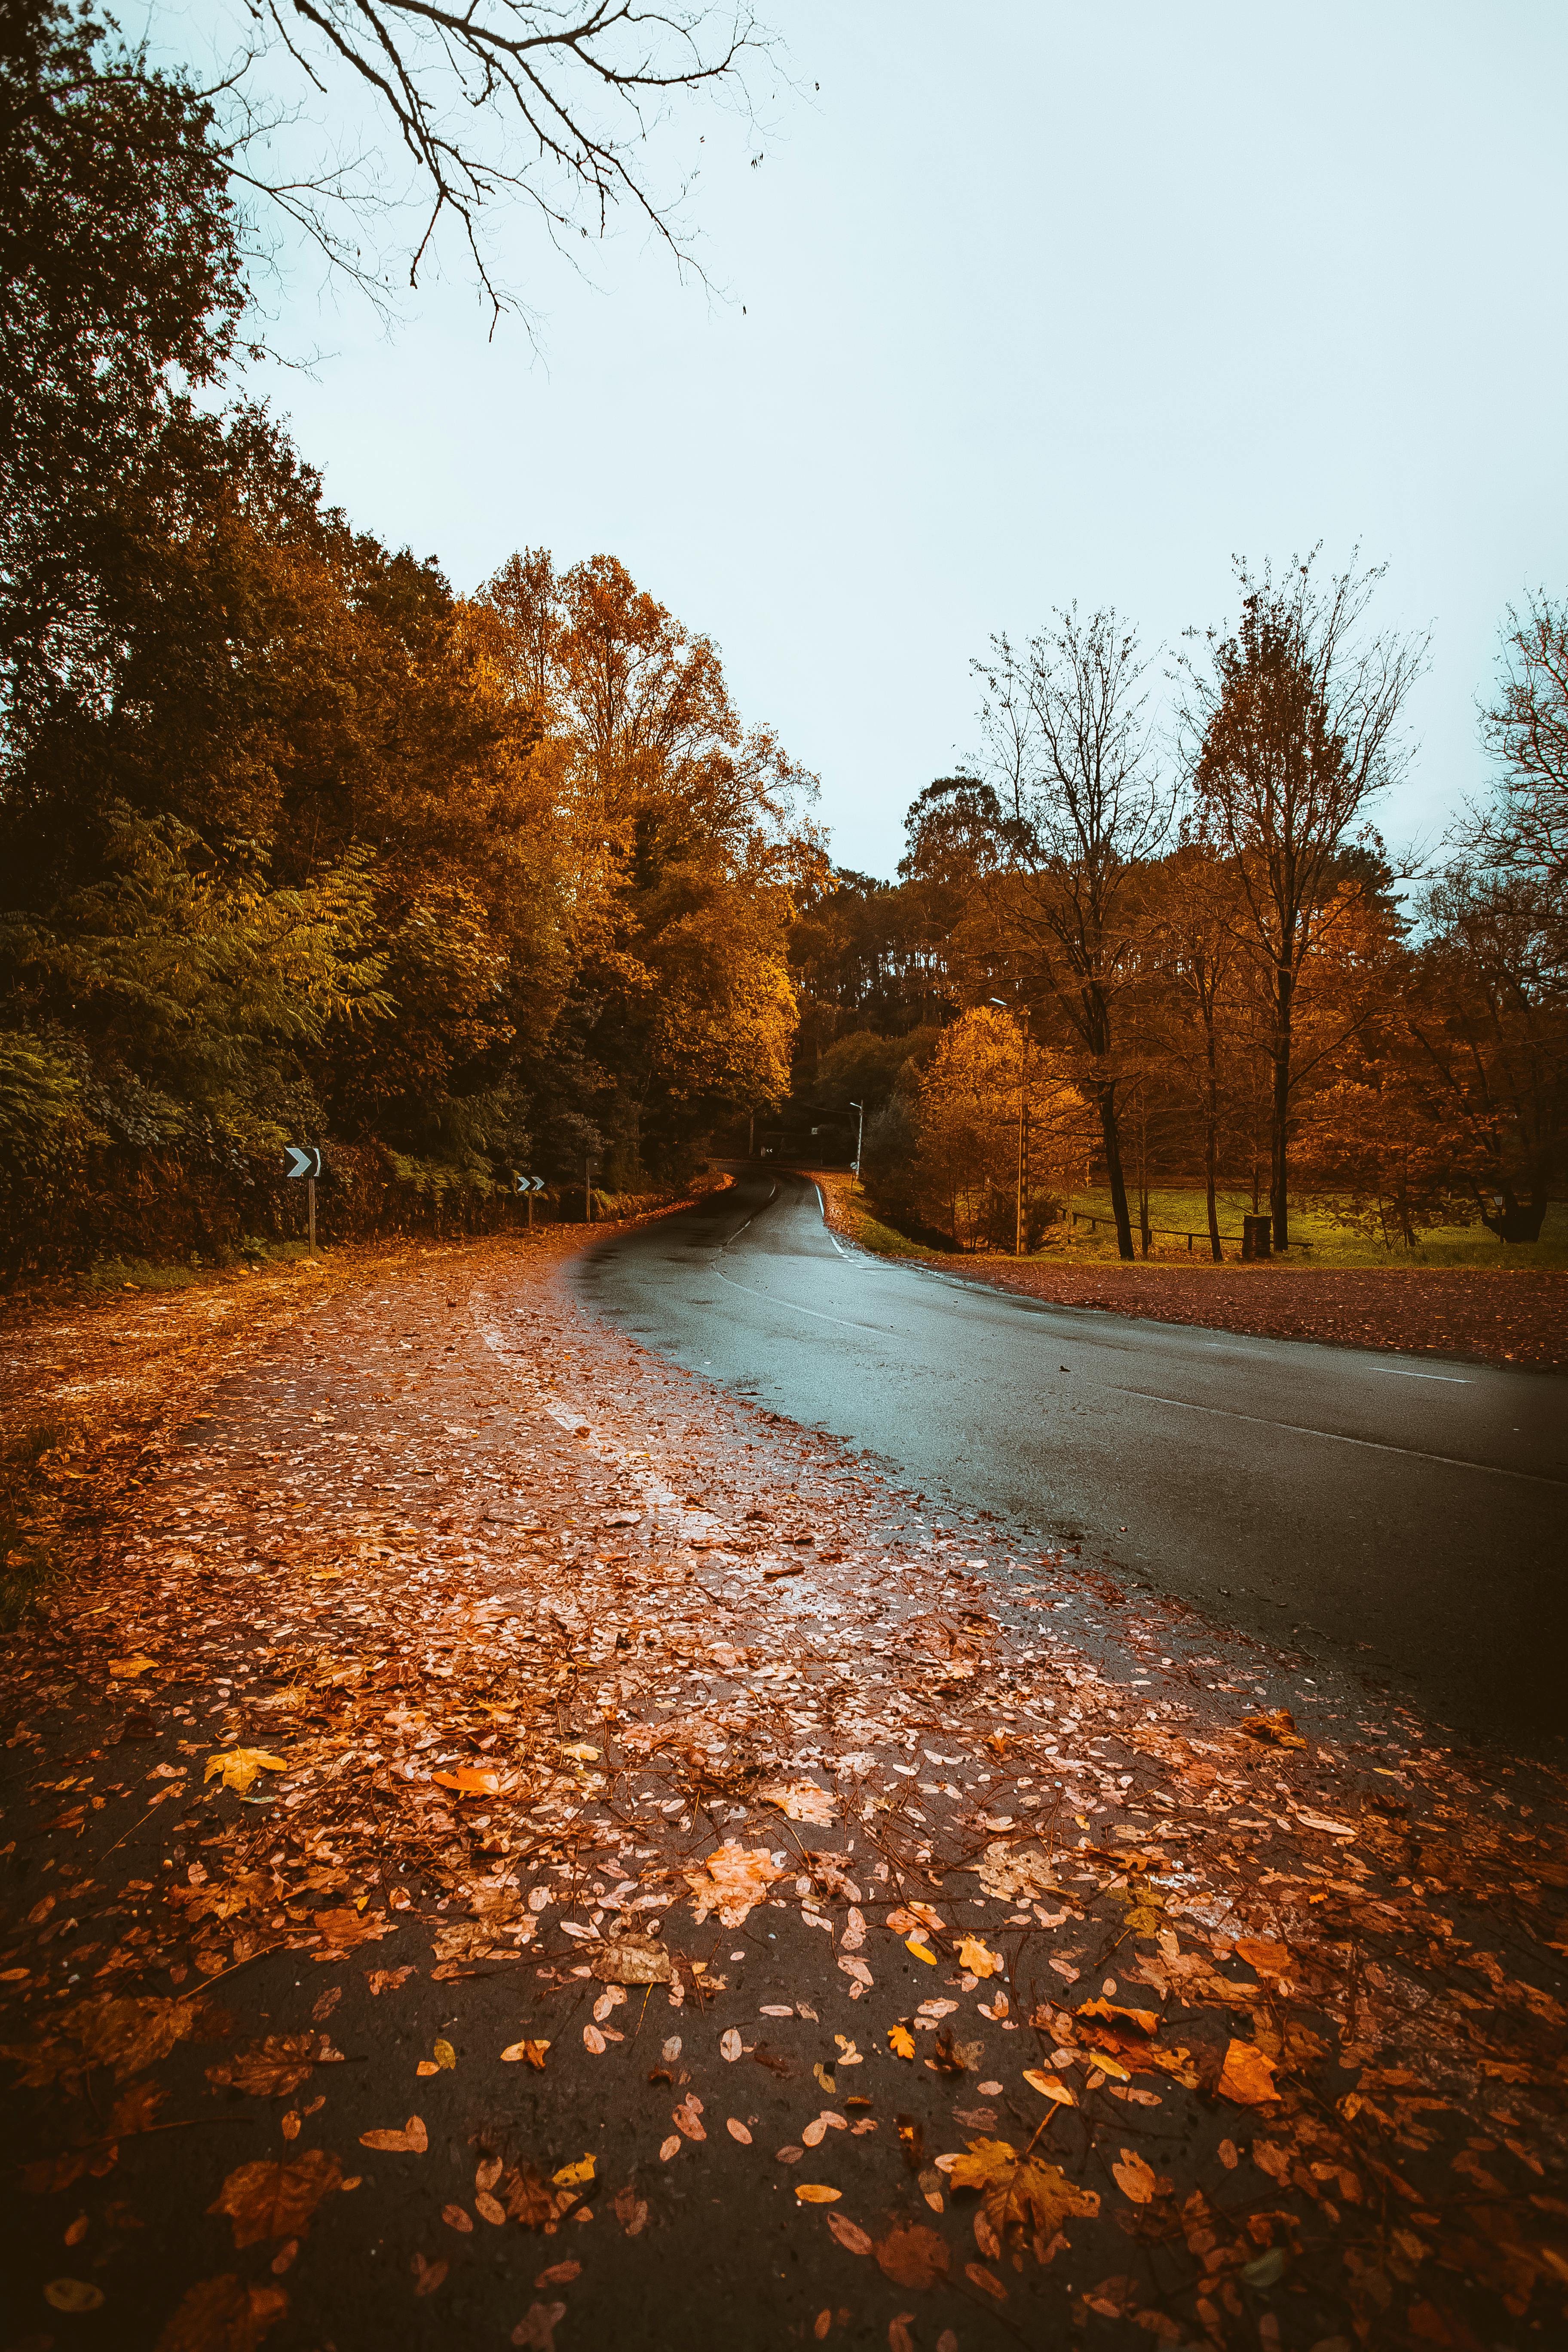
511,1171,544,1231
284,1145,323,1253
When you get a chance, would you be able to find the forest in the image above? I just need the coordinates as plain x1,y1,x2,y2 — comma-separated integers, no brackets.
0,6,1562,1275
785,588,1566,1261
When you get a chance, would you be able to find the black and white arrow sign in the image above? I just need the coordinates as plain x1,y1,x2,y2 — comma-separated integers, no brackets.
512,1172,545,1194
285,1145,322,1180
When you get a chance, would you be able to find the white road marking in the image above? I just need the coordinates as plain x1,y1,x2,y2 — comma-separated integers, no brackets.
1113,1387,1562,1485
1378,1367,1470,1383
714,1268,889,1336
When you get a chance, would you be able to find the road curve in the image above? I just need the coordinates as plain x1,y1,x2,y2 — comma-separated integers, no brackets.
576,1173,1568,1754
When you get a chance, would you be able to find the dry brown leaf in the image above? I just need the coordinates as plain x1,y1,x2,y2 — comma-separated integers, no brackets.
943,2139,1100,2239
1217,2040,1280,2107
875,2221,949,2289
358,2116,429,2154
1237,1709,1307,1751
410,2253,447,2297
684,1844,786,1928
208,2151,343,2249
1112,2148,1160,2205
796,2184,842,2204
758,1779,837,1826
826,2212,873,2256
364,1968,413,1996
957,1937,1003,1980
888,2025,916,2060
1023,2068,1075,2109
205,2037,319,2099
591,1937,670,1985
432,1768,502,1796
1235,1939,1294,1980
154,2275,289,2352
4,1994,203,2091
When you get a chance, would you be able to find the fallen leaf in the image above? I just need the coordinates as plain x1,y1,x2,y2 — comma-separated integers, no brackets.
108,1656,157,1679
208,2151,343,2248
726,2118,753,2144
1238,1709,1307,1751
536,2260,581,2288
888,2025,916,2060
154,2273,288,2351
3,1992,202,2089
1023,2069,1075,2109
443,2205,473,2233
875,2221,949,2288
501,2040,551,2067
364,1968,413,1996
1218,2040,1280,2106
944,2139,1100,2239
685,1844,785,1928
203,1750,288,1797
205,2037,319,2099
796,2184,842,2204
1235,1939,1294,1979
721,2028,743,2061
411,2252,447,2297
1112,2148,1159,2205
551,2154,596,2187
591,1937,670,1985
431,1767,502,1797
827,2212,873,2256
758,1779,837,1826
659,2135,681,2162
45,2279,105,2312
358,2116,429,2153
559,1743,600,1765
906,1936,938,1966
672,2097,706,2142
583,2025,606,2054
965,2262,1007,2302
511,2302,567,2351
958,1937,1003,1979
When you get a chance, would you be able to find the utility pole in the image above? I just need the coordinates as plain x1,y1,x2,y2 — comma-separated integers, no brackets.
584,1155,594,1222
849,1100,864,1191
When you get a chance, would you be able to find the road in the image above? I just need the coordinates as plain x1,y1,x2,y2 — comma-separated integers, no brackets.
579,1173,1568,1753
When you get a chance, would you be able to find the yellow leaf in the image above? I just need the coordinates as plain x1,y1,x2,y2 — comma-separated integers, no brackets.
958,1936,1002,1979
906,1936,938,1965
559,1743,600,1765
203,1749,288,1797
500,2039,550,2067
108,1656,157,1680
432,2039,456,2070
1218,2039,1280,2106
552,2154,596,2188
1112,2147,1158,2204
794,2184,842,2204
1023,2068,1075,2108
888,2025,916,2060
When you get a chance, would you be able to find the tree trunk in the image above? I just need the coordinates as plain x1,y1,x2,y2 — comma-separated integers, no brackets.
1097,1084,1135,1260
1204,1051,1222,1264
1270,954,1295,1250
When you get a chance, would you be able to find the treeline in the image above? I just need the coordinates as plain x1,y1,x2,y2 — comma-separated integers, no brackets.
788,578,1566,1256
0,8,815,1273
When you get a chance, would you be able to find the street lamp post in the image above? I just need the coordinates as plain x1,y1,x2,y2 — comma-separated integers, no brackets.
849,1100,864,1189
989,997,1029,1256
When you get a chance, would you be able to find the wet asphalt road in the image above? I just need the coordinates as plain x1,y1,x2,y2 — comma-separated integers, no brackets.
579,1175,1568,1756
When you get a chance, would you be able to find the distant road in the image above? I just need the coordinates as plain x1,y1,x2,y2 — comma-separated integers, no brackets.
578,1173,1568,1754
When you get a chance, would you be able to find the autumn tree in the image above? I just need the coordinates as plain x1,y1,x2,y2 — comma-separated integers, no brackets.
1141,844,1247,1258
905,612,1171,1260
910,1005,1087,1252
1184,553,1425,1247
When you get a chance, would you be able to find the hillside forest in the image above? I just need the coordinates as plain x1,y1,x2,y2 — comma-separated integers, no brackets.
0,5,1563,1274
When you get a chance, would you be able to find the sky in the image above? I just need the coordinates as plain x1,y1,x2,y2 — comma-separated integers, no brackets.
172,1,1568,879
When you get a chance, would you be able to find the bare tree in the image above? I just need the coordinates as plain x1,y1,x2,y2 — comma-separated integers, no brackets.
967,608,1172,1261
1183,552,1426,1249
195,0,775,324
1465,588,1568,916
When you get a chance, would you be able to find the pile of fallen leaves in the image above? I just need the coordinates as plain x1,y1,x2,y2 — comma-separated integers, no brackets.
0,1228,1563,2349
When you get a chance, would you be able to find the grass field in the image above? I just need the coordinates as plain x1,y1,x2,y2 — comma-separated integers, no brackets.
827,1176,1568,1270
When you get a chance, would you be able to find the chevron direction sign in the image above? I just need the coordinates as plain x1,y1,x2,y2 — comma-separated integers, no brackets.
512,1173,545,1194
285,1145,322,1179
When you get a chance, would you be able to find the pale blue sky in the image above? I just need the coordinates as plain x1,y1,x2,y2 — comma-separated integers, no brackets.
192,2,1568,876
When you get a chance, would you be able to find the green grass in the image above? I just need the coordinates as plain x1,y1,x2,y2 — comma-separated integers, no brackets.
85,1238,319,1292
1060,1188,1568,1271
